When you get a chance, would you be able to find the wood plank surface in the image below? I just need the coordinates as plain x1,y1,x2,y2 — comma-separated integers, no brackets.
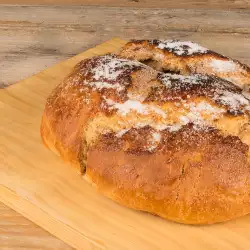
1,5,250,88
0,1,249,10
1,38,250,250
0,202,73,250
1,4,250,249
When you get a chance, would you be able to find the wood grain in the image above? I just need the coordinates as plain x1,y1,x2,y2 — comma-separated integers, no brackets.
1,5,250,87
0,1,249,10
0,202,73,250
1,38,250,250
1,4,250,249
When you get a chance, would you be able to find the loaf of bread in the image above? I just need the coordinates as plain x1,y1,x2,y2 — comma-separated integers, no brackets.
41,40,250,224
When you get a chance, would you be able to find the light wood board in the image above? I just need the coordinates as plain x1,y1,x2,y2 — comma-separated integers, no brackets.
1,38,250,250
0,202,73,250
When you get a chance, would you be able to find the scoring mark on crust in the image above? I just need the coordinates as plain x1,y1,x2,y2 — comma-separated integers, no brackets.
154,73,250,116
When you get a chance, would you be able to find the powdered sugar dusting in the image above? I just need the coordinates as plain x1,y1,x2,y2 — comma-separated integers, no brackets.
216,91,250,112
104,98,167,118
146,131,161,152
210,59,237,73
91,56,143,80
155,124,182,132
152,131,161,142
158,73,250,115
106,99,225,137
113,123,182,141
180,101,225,128
82,55,146,92
87,81,124,91
150,40,208,56
116,129,129,137
159,73,208,87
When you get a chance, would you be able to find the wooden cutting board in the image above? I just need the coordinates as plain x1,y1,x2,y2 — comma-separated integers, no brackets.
1,38,250,250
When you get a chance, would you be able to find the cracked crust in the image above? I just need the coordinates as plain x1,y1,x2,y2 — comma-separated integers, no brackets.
41,43,250,224
118,39,250,90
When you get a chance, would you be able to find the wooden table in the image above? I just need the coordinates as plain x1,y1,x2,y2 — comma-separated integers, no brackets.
0,202,73,249
1,2,250,249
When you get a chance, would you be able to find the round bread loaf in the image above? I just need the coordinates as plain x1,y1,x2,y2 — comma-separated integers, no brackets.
41,40,250,224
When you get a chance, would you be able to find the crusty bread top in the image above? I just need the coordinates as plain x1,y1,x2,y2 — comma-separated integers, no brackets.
118,39,250,90
42,50,250,160
60,54,249,154
42,40,250,165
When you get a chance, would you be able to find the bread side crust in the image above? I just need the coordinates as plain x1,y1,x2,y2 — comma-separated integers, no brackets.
85,127,250,224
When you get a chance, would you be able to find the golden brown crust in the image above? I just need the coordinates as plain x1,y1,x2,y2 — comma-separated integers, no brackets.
41,62,101,169
85,126,250,224
41,47,250,224
41,55,152,168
